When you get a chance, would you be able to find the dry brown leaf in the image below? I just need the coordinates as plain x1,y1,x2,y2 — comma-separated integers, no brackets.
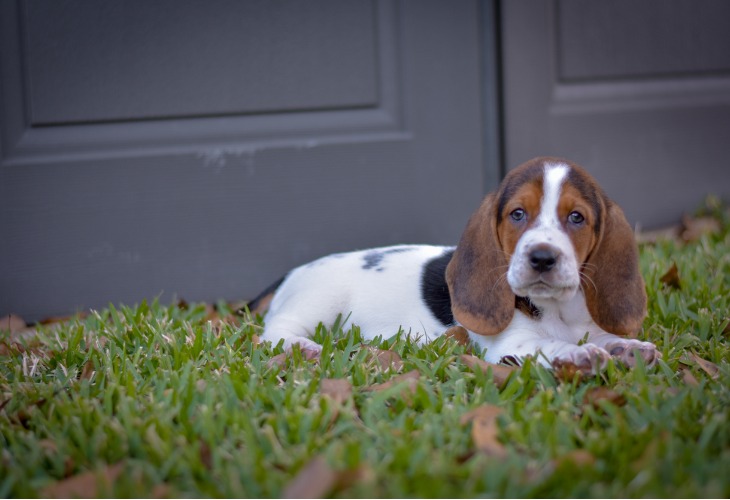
282,455,371,499
688,352,720,380
199,440,213,471
558,449,596,467
1,314,27,334
39,312,89,326
583,387,626,409
459,354,516,388
282,455,338,499
659,262,681,290
267,347,321,369
681,368,699,387
636,224,681,244
320,378,352,405
551,359,585,382
680,215,721,242
362,346,404,372
364,370,420,397
460,405,506,457
151,483,171,498
444,325,470,346
80,360,95,380
41,462,125,498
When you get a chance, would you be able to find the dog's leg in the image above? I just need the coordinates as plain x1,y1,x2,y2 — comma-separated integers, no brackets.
585,331,660,367
261,315,323,353
468,328,611,374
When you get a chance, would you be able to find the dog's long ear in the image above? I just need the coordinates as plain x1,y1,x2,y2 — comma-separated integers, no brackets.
446,193,514,335
583,200,647,337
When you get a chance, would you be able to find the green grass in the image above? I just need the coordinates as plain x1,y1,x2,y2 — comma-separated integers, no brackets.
1,209,729,498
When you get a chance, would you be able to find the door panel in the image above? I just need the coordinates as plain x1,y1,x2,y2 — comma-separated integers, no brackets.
502,0,730,228
24,0,378,124
1,0,492,320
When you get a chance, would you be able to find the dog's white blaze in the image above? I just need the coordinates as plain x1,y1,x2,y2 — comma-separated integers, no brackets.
537,163,569,228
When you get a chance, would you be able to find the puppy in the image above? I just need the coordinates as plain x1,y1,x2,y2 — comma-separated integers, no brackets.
251,157,659,372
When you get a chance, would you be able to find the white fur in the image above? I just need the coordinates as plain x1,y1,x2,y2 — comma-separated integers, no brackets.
263,245,452,351
260,163,657,372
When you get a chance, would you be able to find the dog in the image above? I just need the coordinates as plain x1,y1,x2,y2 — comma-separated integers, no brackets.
250,157,659,373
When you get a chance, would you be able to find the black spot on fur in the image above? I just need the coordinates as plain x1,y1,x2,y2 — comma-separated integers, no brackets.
421,249,456,326
362,247,416,271
362,251,384,270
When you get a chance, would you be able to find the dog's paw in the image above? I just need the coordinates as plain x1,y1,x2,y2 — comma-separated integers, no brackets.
603,339,660,367
282,336,323,357
552,344,611,375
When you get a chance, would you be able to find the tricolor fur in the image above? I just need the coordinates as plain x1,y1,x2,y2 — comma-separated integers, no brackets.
253,157,658,373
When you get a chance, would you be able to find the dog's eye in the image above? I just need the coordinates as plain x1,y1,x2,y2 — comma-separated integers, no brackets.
568,211,585,225
510,208,526,222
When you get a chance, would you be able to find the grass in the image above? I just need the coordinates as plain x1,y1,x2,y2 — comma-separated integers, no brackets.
1,204,729,498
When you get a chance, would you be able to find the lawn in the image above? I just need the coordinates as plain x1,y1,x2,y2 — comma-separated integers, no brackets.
1,202,729,498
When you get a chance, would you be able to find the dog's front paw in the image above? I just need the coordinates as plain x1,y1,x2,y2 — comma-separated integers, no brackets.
604,339,660,367
552,344,611,375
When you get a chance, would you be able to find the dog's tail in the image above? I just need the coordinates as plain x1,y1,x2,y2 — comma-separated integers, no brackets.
238,274,287,317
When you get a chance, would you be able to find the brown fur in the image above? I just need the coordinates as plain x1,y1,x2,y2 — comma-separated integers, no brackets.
445,193,515,335
581,199,647,336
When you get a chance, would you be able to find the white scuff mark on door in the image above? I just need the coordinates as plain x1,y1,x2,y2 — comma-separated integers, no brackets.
87,242,141,265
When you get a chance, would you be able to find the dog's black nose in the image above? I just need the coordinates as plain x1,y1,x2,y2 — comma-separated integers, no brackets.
529,248,558,273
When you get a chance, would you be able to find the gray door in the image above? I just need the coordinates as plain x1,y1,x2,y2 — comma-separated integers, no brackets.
502,0,730,228
1,1,496,320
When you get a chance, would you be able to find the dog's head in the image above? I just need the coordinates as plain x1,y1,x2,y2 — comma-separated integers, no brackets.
446,157,646,337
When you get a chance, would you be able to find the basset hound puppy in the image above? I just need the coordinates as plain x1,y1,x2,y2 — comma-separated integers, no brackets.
252,157,659,373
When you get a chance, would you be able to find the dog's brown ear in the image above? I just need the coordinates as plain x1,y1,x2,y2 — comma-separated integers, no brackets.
583,200,647,337
446,193,514,335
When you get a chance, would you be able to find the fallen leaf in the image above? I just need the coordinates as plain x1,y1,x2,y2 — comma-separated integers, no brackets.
199,440,213,471
659,262,681,290
151,484,171,498
583,387,626,409
681,369,699,387
636,224,681,244
364,370,420,397
320,378,352,405
39,312,88,325
460,405,506,457
444,325,470,346
266,346,321,369
41,462,125,498
688,352,720,380
362,346,403,372
282,455,338,499
557,449,596,467
282,455,371,498
80,360,95,380
551,359,585,382
680,215,721,242
1,314,27,334
459,354,516,388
